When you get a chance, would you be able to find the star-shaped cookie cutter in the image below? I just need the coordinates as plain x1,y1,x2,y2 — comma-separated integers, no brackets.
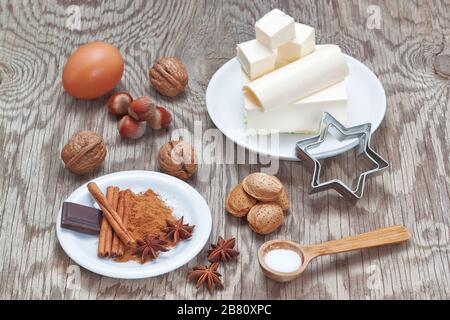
295,112,389,201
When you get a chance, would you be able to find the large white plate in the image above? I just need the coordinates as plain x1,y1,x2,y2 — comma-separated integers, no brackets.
56,171,212,279
206,56,386,160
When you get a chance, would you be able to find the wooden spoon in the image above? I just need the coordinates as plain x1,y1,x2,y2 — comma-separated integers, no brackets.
258,225,410,282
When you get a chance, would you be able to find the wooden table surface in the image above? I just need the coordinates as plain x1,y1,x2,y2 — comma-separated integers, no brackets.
1,0,449,300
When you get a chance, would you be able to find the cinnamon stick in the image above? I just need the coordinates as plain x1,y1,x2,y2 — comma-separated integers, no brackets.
111,191,125,257
118,190,132,255
88,182,135,246
104,187,120,255
97,187,115,257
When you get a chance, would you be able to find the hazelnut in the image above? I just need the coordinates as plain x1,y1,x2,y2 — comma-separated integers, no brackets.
128,96,156,122
117,115,146,139
107,92,133,116
148,106,172,130
158,140,196,180
149,57,188,97
61,131,107,175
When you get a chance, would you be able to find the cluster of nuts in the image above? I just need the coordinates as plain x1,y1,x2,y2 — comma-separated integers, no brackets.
108,93,172,139
157,140,197,180
225,173,289,234
106,57,189,139
60,56,189,175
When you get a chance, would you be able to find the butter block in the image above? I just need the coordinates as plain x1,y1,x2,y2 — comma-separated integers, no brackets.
255,9,295,50
241,68,251,85
244,44,349,110
237,39,277,80
275,55,291,69
278,23,315,62
244,78,348,134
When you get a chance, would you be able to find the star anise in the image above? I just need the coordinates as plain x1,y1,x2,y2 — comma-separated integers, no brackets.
187,263,224,293
165,216,195,243
133,235,169,263
207,236,240,262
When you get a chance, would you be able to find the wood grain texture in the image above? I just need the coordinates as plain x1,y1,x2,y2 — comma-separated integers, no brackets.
0,0,449,300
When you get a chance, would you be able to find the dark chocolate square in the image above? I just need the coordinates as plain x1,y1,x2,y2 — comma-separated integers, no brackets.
61,202,102,235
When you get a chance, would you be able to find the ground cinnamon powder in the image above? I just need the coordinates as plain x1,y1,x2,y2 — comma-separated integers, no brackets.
116,188,176,263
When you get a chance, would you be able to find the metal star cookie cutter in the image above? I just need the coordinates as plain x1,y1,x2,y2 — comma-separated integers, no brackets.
295,112,389,201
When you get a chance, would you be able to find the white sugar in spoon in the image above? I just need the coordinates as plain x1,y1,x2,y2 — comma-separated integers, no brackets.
258,225,410,282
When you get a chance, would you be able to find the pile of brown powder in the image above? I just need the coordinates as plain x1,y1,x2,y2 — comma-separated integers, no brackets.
117,188,177,263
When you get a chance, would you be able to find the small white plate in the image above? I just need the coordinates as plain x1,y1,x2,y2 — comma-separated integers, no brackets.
206,56,386,160
56,171,212,279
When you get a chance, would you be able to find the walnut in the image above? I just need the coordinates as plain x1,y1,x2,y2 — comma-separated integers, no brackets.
61,131,107,175
158,140,196,180
149,57,188,97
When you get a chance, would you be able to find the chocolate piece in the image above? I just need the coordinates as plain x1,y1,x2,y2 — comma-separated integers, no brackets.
61,202,102,235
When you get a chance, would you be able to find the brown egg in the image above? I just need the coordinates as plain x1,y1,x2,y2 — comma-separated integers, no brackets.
62,41,124,99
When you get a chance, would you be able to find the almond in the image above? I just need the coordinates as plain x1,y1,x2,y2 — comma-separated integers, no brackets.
242,173,283,202
225,184,258,217
246,202,284,234
276,187,290,211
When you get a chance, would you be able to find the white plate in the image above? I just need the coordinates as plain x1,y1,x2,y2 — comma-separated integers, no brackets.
206,56,386,160
56,171,212,279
